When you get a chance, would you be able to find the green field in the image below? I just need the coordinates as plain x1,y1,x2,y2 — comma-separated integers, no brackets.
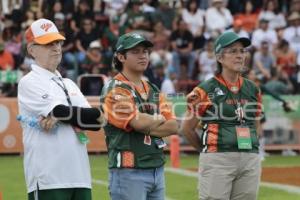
0,155,300,200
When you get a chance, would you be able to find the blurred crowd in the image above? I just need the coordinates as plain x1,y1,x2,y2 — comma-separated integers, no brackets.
0,0,300,97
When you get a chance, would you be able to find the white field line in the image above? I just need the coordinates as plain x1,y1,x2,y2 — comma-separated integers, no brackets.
92,179,176,200
165,167,300,195
260,182,300,195
92,179,109,186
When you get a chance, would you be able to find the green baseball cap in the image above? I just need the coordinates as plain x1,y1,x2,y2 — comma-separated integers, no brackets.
214,31,251,54
115,32,153,52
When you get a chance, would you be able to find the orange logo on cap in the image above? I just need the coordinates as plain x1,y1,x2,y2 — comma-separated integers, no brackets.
40,23,52,32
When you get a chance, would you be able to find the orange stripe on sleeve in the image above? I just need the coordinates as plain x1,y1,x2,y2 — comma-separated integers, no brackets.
186,87,212,117
159,93,175,120
103,87,138,132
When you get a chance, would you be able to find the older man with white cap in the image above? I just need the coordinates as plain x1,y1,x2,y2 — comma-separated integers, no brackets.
18,18,103,200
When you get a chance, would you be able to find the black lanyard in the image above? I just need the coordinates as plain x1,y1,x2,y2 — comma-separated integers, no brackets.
52,77,72,106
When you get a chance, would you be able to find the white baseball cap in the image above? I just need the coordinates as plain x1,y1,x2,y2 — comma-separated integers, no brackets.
89,40,102,49
25,18,65,45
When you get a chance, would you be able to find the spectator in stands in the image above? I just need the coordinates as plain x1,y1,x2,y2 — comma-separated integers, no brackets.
234,0,258,35
253,41,276,81
265,67,294,94
82,40,106,74
0,82,17,97
181,0,205,50
75,18,99,73
141,0,156,14
170,18,195,79
4,27,23,68
48,0,63,20
125,0,152,36
258,0,286,30
149,21,172,69
161,67,177,96
227,0,245,15
38,0,75,20
274,39,298,92
282,12,300,56
197,38,217,82
152,61,165,89
205,0,233,38
227,19,250,39
54,12,78,81
251,19,278,51
103,0,129,22
21,10,35,30
153,0,177,30
71,0,94,32
289,0,300,13
102,15,126,54
0,41,15,70
20,55,35,75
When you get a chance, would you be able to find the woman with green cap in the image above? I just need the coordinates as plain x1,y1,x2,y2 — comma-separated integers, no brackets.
182,31,262,200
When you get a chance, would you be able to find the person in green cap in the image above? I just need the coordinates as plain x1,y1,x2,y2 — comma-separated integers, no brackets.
100,32,178,200
181,31,262,200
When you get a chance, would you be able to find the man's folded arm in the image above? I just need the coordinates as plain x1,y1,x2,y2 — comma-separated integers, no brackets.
51,104,101,131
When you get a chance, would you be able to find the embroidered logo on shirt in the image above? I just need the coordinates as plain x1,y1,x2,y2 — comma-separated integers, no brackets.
214,87,224,96
42,94,49,99
231,86,238,92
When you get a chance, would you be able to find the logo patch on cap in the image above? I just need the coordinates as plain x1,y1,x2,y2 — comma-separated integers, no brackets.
40,23,52,32
131,33,143,39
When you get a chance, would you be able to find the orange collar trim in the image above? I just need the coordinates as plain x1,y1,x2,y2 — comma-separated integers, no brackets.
114,73,150,94
214,75,244,93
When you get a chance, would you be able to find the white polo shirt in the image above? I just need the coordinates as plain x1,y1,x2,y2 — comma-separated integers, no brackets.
18,64,91,193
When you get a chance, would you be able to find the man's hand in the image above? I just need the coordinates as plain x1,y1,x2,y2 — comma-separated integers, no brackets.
40,116,57,132
97,106,106,127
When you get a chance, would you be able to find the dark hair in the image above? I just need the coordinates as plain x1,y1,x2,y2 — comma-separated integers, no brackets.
278,39,289,49
215,62,223,74
262,0,280,14
206,38,214,45
215,49,223,74
242,0,255,14
113,51,126,71
176,17,184,26
186,0,199,13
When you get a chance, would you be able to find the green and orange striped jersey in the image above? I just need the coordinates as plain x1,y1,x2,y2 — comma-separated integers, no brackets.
100,73,175,168
187,75,262,153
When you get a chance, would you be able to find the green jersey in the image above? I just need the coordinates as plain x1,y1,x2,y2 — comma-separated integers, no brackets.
100,76,167,169
187,75,262,153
